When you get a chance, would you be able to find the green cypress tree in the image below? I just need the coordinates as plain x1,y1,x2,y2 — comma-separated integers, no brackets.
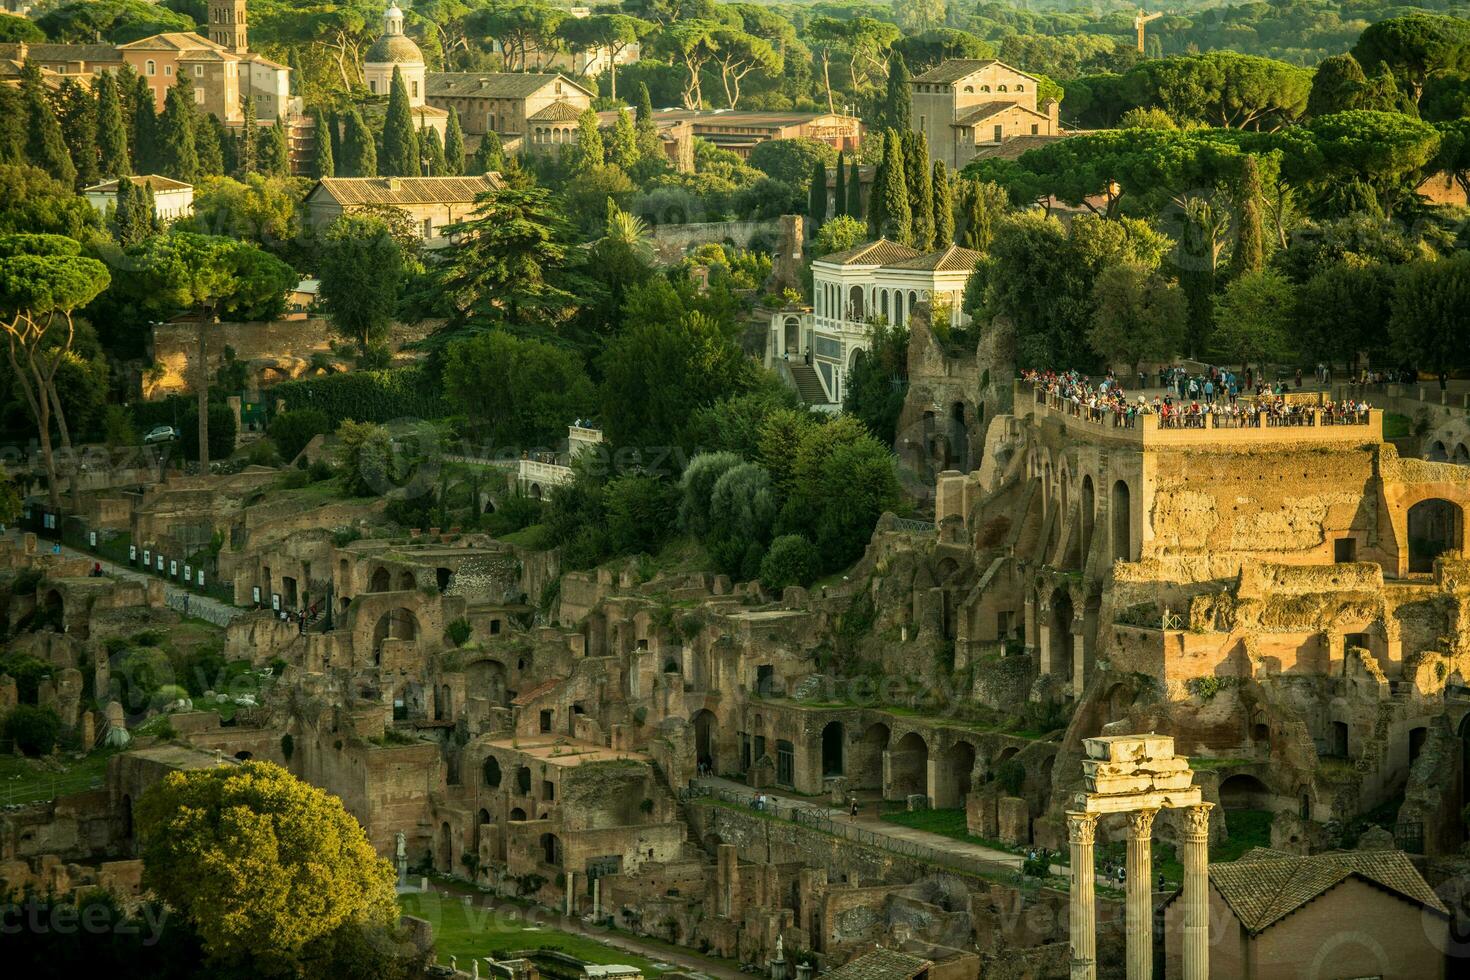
869,129,909,245
834,150,847,217
157,75,199,182
111,177,141,245
883,53,912,134
380,66,421,177
56,79,99,186
1231,154,1265,278
328,109,343,169
0,86,24,164
904,131,932,251
421,124,447,176
126,69,157,174
809,157,827,226
341,108,376,177
572,107,604,173
609,107,639,171
470,130,503,175
195,114,225,176
258,115,289,176
312,108,335,178
96,72,131,177
443,107,465,175
141,181,162,234
846,156,862,219
235,91,257,176
635,83,662,162
931,159,953,249
21,63,76,187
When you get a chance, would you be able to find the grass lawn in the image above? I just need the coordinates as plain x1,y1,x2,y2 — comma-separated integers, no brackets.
499,524,555,550
0,748,116,806
881,807,1023,855
399,892,696,975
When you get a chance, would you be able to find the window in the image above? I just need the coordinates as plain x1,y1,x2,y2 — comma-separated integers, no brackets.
963,85,973,93
1016,83,1025,91
369,79,377,94
146,60,156,76
194,89,203,105
1031,124,1038,135
993,124,1003,142
998,84,1007,92
164,65,172,76
194,65,203,77
1334,538,1357,562
421,218,433,239
411,80,418,98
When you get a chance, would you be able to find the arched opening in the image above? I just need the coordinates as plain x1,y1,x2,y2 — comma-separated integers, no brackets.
1104,683,1134,723
395,569,416,591
1080,475,1095,560
1427,440,1448,462
540,832,562,867
509,807,526,821
821,721,845,777
852,722,889,789
476,808,491,852
338,558,349,591
369,567,391,592
372,608,420,660
467,659,508,706
991,746,1019,782
38,589,63,630
1050,588,1074,684
1111,480,1131,561
483,756,502,787
436,567,453,592
848,284,863,320
439,821,453,872
1406,499,1462,572
692,709,718,773
234,750,252,761
1219,773,1270,810
783,315,799,352
889,732,929,800
950,401,968,471
1409,725,1427,764
942,740,976,804
515,766,531,794
529,483,543,501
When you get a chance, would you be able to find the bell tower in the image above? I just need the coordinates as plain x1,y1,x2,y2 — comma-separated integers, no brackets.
208,0,248,54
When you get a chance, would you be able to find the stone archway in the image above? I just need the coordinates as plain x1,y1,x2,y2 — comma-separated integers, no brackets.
1111,480,1131,561
1219,773,1270,810
483,755,502,787
1406,498,1463,572
439,821,454,872
692,709,718,773
1050,587,1075,686
372,608,420,662
889,732,928,800
1080,475,1095,560
935,739,976,807
821,721,845,777
369,566,391,592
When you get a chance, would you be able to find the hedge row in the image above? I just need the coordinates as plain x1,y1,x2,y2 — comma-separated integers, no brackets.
271,367,448,426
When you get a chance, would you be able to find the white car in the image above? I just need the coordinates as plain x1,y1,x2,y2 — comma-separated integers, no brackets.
143,425,178,445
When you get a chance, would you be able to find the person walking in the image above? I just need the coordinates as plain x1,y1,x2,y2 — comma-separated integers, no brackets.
849,798,859,821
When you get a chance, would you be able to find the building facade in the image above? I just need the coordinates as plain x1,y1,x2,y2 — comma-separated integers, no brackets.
303,175,502,246
427,71,594,154
83,175,195,222
637,109,861,158
910,59,1059,169
767,239,981,406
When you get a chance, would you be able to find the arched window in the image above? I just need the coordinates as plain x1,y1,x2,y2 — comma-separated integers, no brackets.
1015,83,1024,91
146,60,156,76
963,85,974,93
998,84,1008,92
981,85,990,92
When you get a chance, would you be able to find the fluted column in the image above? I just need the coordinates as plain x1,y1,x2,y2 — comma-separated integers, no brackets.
1182,803,1214,980
1067,811,1098,980
1125,808,1157,980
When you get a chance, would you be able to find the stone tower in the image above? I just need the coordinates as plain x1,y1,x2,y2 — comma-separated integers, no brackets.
208,0,248,53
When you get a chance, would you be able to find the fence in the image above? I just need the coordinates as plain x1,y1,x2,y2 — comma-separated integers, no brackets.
686,784,1034,888
890,518,936,535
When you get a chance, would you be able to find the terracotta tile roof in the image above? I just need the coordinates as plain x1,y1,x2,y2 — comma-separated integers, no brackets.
0,43,122,64
528,99,585,122
84,174,192,193
644,108,857,127
817,239,922,267
886,244,984,273
1188,849,1448,934
511,678,564,706
428,71,590,100
824,949,932,980
912,59,997,84
118,33,225,53
310,175,501,207
954,101,1053,128
968,134,1070,161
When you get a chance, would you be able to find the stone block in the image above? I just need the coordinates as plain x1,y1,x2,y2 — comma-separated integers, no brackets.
967,791,998,839
1083,733,1175,763
997,796,1030,845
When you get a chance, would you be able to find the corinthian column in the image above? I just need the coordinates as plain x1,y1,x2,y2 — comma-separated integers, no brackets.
1182,803,1214,980
1067,811,1098,980
1125,808,1158,980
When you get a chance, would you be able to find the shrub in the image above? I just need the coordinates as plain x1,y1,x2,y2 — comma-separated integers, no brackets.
446,618,472,647
269,409,330,463
179,402,238,462
760,535,820,591
604,473,678,556
307,458,335,482
5,704,61,755
484,492,543,537
274,367,446,426
997,758,1026,796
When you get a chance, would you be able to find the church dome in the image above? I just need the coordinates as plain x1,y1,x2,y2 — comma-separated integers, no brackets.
366,32,424,65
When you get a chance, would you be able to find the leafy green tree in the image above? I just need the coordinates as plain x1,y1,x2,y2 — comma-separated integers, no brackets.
846,156,862,219
439,186,575,334
269,408,330,463
195,114,225,177
380,67,421,177
4,704,61,756
957,178,1008,251
55,79,99,187
334,420,394,497
608,108,640,172
1308,54,1370,118
904,131,933,252
868,129,910,244
779,416,900,571
557,14,650,101
0,164,99,238
420,125,447,176
833,150,847,217
1119,52,1311,130
760,534,820,591
1389,253,1470,389
654,19,719,108
1211,269,1295,369
0,233,110,508
157,75,199,182
710,28,781,109
931,160,954,249
312,107,335,178
470,129,504,175
123,66,157,173
677,451,743,538
1352,13,1470,106
1306,110,1442,219
341,108,376,177
234,89,257,176
604,473,678,556
813,215,866,258
0,12,43,42
1231,154,1265,277
21,65,75,188
95,71,131,178
881,51,912,134
748,137,835,188
1088,262,1187,373
136,761,398,965
443,107,465,175
843,321,908,444
111,177,155,246
319,213,406,353
571,107,605,173
808,157,827,226
442,330,596,447
258,115,289,177
37,0,193,44
123,233,295,466
1295,259,1394,370
706,461,777,577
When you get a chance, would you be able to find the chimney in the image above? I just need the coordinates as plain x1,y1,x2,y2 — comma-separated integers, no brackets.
16,41,27,62
386,177,400,191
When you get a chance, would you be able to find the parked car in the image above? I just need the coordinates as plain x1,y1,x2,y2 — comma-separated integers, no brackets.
143,425,177,445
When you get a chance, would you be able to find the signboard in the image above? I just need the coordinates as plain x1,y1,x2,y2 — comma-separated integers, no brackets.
184,564,191,582
129,545,137,563
169,560,177,577
197,569,205,586
252,586,261,605
142,549,151,566
89,530,97,548
271,593,281,611
155,554,164,571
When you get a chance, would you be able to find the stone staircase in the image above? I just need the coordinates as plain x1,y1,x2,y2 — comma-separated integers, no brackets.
787,362,831,405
